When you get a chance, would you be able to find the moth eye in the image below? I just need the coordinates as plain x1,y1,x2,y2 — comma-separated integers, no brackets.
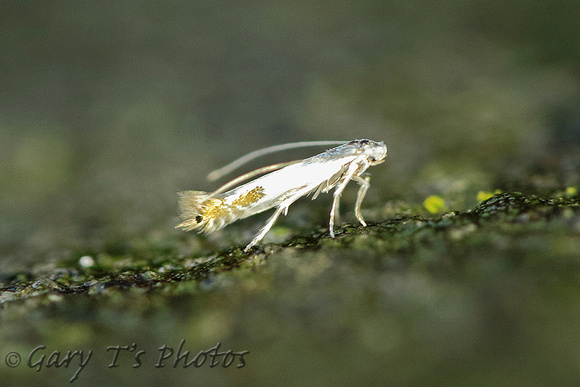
195,215,203,223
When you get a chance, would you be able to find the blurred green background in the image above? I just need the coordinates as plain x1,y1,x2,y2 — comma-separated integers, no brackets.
1,1,579,385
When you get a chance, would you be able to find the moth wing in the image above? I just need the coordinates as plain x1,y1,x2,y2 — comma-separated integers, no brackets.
176,191,211,231
310,164,348,200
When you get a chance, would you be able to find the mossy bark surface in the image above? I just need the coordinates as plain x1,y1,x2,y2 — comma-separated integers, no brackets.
2,192,579,385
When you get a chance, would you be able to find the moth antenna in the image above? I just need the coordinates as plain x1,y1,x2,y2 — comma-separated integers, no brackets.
207,140,348,181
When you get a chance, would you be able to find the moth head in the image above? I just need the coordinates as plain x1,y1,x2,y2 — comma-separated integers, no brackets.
345,139,387,165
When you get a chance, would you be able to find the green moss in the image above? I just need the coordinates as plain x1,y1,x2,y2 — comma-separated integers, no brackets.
1,192,577,307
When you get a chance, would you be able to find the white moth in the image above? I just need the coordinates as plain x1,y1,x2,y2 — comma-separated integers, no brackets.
177,139,387,251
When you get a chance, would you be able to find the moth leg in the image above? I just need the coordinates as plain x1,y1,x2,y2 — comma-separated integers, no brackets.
329,194,341,238
329,171,357,238
244,205,286,251
352,175,370,227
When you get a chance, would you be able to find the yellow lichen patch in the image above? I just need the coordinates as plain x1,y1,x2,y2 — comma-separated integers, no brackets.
477,189,502,202
423,195,448,214
233,186,265,208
